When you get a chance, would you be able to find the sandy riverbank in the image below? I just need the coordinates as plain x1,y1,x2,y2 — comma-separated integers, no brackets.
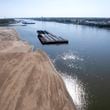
0,27,31,53
0,28,76,110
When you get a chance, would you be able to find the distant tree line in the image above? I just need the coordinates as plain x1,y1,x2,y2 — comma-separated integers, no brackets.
0,18,16,25
32,17,110,28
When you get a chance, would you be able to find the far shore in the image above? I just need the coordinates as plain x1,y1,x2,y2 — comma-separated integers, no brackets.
1,17,110,29
32,17,110,28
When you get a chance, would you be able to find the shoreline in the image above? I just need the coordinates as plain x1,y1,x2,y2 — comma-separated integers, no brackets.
0,27,76,110
32,17,110,29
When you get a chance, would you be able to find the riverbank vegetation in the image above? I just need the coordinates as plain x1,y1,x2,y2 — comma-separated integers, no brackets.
0,18,16,25
32,17,110,28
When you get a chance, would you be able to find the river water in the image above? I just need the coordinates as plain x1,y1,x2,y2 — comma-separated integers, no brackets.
12,20,110,110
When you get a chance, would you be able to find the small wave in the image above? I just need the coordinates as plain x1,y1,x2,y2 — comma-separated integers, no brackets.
61,52,84,61
52,51,84,70
61,74,87,110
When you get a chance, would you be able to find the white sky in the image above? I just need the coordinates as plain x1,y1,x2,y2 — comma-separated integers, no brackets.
0,0,110,18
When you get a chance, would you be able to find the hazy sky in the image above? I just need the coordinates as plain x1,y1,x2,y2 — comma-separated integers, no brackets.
0,0,110,18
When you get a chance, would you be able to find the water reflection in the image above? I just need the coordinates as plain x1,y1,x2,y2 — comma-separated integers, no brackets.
53,50,84,71
53,50,87,110
61,51,84,61
62,74,87,110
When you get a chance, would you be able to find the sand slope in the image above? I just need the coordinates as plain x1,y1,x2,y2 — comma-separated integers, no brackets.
0,28,19,41
0,51,76,110
0,28,76,110
0,28,31,53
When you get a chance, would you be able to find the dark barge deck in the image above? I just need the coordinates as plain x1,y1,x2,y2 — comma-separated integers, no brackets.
37,30,68,45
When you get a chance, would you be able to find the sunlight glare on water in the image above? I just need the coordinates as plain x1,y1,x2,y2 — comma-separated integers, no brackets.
53,51,86,109
61,51,84,61
62,74,87,110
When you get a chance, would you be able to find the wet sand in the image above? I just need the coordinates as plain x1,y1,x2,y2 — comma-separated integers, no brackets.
0,28,76,110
